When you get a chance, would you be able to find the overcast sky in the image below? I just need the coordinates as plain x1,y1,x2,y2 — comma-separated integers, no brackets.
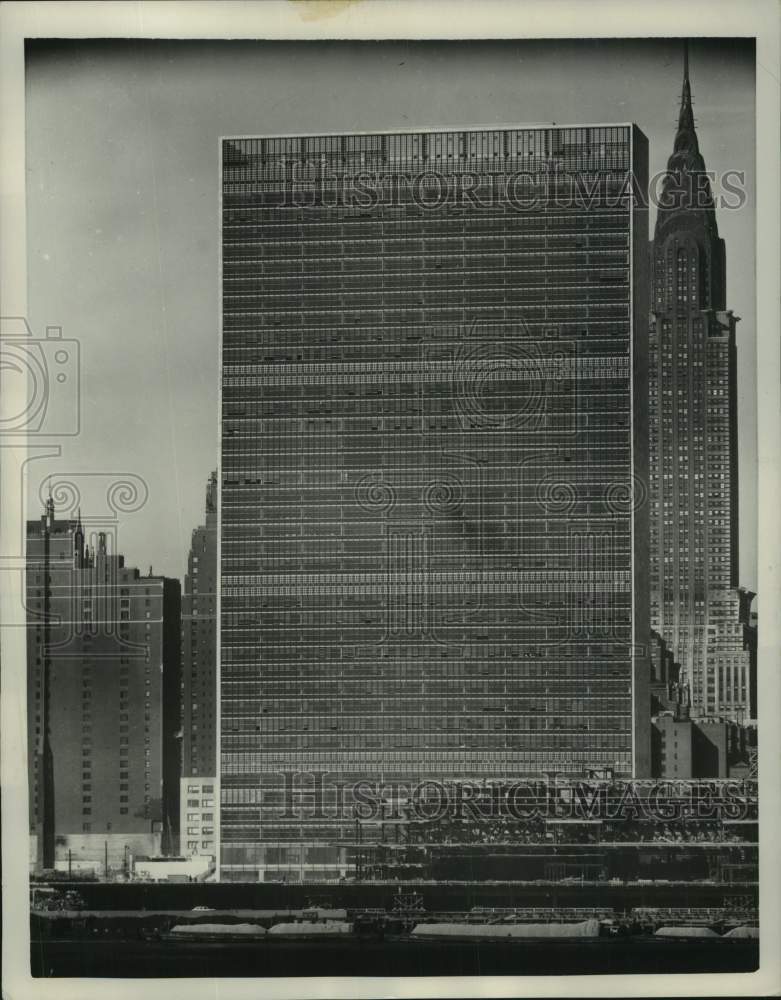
25,38,756,587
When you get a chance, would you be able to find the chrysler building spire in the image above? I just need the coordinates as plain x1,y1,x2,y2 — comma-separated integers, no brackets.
648,44,748,722
669,39,703,173
655,42,722,293
680,41,693,128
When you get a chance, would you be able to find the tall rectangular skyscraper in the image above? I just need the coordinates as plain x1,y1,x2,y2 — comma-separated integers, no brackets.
27,500,182,873
220,124,650,881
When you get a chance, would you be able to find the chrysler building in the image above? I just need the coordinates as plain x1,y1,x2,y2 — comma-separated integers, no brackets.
649,45,753,722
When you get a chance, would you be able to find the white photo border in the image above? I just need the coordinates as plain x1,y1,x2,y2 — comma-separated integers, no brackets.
1,2,778,998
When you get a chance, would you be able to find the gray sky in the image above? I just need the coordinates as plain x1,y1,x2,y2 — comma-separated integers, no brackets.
25,38,756,586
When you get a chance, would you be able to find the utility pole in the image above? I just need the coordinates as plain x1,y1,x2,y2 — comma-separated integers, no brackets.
104,841,108,879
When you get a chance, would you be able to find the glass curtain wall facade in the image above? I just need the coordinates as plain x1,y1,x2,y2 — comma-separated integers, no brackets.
220,125,650,881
